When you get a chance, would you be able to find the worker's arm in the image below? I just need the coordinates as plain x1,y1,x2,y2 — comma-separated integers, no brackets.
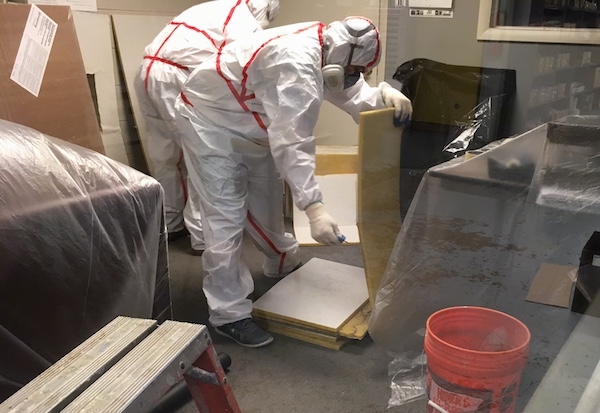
325,75,412,123
251,47,343,245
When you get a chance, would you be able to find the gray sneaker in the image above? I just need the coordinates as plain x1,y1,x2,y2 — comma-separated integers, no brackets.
214,318,274,348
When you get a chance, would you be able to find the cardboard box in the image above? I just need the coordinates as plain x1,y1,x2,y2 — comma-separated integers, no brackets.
0,3,103,154
526,263,576,308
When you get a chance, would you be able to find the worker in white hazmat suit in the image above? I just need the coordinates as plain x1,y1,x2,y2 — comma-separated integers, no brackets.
134,0,280,255
175,16,412,347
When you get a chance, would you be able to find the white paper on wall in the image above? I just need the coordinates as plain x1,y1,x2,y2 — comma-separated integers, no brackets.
10,4,57,97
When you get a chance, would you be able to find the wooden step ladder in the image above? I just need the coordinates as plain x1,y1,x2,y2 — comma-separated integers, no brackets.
0,317,241,413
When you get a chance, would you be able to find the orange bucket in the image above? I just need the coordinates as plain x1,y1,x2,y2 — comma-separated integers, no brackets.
424,306,531,413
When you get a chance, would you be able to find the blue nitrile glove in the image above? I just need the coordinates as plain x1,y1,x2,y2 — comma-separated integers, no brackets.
393,117,411,128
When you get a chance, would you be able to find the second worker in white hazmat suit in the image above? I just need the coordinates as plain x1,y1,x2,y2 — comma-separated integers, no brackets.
175,16,412,347
134,0,280,254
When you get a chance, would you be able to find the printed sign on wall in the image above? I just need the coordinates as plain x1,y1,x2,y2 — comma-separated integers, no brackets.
409,8,454,18
10,5,57,96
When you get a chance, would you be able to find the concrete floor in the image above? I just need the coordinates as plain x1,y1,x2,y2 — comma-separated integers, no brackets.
166,234,423,413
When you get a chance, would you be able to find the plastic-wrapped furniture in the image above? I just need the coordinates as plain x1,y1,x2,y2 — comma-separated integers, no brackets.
0,119,171,402
369,116,600,410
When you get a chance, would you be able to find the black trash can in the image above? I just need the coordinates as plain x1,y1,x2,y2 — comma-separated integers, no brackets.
393,58,517,218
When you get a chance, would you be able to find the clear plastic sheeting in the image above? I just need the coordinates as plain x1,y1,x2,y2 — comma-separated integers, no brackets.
388,337,428,408
443,96,503,156
0,119,170,402
370,116,600,410
530,116,600,214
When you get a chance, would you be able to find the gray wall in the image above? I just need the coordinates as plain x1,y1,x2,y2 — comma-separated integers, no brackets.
385,0,485,80
385,0,600,136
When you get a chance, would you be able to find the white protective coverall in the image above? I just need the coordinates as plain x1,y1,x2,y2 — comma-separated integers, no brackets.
134,0,279,251
175,17,408,326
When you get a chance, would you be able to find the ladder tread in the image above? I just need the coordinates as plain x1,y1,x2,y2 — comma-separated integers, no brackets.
61,320,210,413
0,316,157,413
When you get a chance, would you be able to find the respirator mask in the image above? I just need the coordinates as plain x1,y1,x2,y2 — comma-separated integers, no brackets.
322,65,345,92
322,64,363,92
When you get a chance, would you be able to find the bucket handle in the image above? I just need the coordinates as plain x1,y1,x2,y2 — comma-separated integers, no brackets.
428,400,451,413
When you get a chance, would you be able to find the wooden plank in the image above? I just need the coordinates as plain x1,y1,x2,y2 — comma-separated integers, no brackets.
254,301,369,340
252,305,364,335
254,317,348,350
357,108,403,306
338,301,371,340
252,258,368,333
315,145,359,175
256,304,370,346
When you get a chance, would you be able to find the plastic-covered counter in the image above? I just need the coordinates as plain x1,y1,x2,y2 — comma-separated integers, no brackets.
370,116,600,411
0,120,171,401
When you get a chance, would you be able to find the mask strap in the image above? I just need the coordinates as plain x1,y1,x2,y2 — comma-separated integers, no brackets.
346,43,361,67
